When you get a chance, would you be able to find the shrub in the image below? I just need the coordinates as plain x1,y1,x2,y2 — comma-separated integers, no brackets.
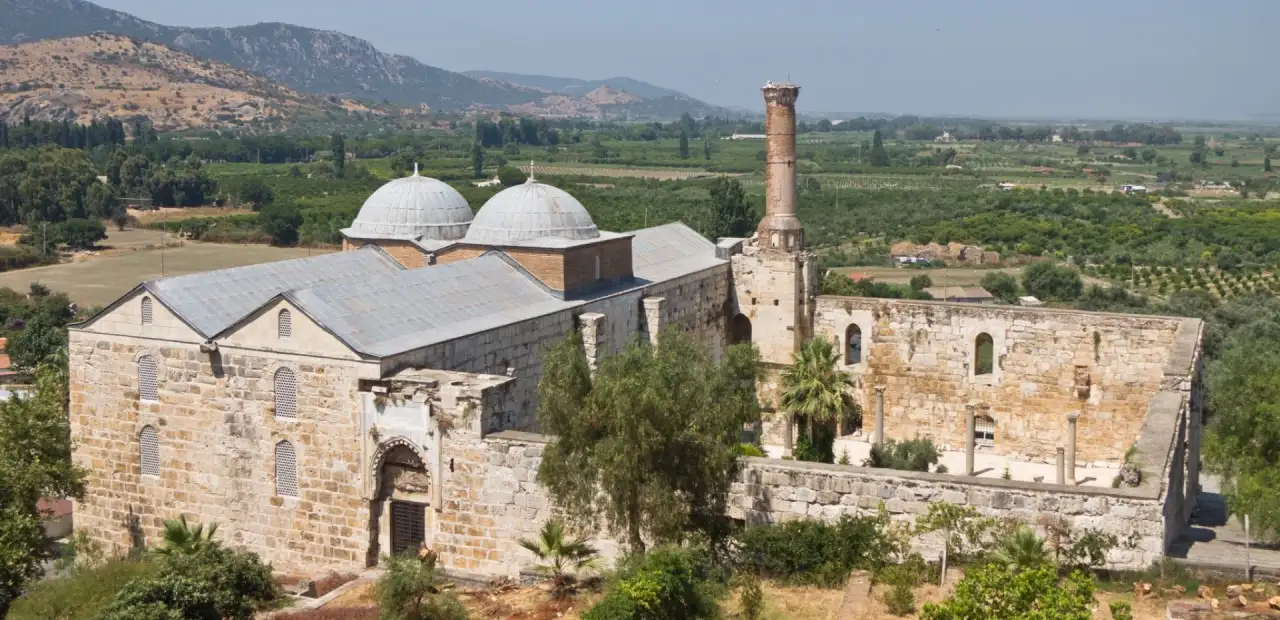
737,573,764,620
105,545,280,620
98,574,221,620
739,443,765,458
583,547,719,620
921,565,1095,620
1109,600,1133,620
734,515,887,586
8,558,158,620
863,437,939,472
376,552,469,620
882,582,915,616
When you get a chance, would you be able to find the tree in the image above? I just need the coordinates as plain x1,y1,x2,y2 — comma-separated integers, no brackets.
870,130,890,167
518,518,598,598
909,274,933,292
780,338,856,463
497,166,525,187
1021,262,1083,301
155,516,220,556
0,363,86,615
1204,343,1280,537
471,143,485,179
1190,149,1205,165
706,176,754,240
330,133,346,179
1266,156,1272,173
376,549,469,620
8,312,68,371
57,218,107,250
536,329,761,554
258,202,301,246
980,272,1020,303
679,131,690,159
236,178,274,211
1141,148,1158,163
703,139,712,161
989,526,1051,572
921,565,1094,620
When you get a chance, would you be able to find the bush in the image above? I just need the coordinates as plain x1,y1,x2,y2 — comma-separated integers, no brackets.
0,246,55,272
1109,601,1133,620
921,564,1095,620
739,443,764,458
259,202,302,246
864,437,939,472
583,547,719,620
376,552,469,620
882,582,915,616
1022,262,1084,301
236,178,275,210
8,558,159,620
734,515,886,586
737,573,764,620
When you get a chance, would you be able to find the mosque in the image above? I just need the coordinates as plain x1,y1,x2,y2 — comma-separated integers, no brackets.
67,83,1203,579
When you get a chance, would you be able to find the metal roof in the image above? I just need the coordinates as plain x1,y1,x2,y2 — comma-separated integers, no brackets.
147,248,404,337
464,181,600,245
342,172,474,241
630,222,725,282
287,253,574,357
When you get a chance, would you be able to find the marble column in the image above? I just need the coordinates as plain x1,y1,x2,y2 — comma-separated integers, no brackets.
965,408,976,476
1056,447,1066,485
874,387,886,446
1066,413,1080,484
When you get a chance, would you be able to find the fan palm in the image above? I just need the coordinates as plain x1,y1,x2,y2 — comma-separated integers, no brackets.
780,337,856,442
990,525,1051,572
155,515,219,556
518,519,598,598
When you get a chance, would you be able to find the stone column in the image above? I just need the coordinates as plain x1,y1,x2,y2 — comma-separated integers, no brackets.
783,414,794,457
641,297,666,346
1066,413,1079,484
874,387,886,446
578,313,606,372
965,408,976,476
757,81,804,251
1056,447,1066,485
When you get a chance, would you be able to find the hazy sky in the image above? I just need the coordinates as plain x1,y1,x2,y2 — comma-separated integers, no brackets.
91,0,1280,120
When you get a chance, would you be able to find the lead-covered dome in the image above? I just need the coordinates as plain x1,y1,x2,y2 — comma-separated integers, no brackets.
463,180,599,245
346,170,473,241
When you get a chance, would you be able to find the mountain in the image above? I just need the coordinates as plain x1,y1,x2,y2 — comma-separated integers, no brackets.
0,0,728,119
0,34,366,131
462,71,687,101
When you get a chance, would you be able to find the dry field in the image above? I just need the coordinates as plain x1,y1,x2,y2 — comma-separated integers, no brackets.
829,265,1023,287
0,231,326,306
127,206,253,225
519,164,724,180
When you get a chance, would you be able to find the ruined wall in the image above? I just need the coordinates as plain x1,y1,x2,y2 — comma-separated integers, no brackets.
435,432,1175,578
730,247,815,367
639,264,733,355
812,297,1199,463
68,331,379,576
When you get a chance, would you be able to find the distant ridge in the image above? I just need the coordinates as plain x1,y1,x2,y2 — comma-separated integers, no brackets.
463,71,689,101
0,0,733,119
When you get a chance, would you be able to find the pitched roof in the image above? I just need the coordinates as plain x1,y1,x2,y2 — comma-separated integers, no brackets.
146,248,403,337
629,222,724,282
286,253,573,357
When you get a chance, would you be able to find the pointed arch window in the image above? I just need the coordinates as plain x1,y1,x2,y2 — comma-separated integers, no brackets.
275,440,298,497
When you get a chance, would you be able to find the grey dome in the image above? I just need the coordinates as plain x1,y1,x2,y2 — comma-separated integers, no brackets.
347,172,472,240
464,181,599,245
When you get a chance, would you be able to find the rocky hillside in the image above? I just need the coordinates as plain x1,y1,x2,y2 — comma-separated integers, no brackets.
0,34,352,131
0,0,732,119
462,71,688,101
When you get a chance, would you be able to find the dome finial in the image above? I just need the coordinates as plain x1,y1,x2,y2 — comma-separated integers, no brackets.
525,160,536,184
413,162,419,177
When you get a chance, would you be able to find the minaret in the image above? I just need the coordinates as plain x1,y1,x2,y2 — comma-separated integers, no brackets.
757,82,803,251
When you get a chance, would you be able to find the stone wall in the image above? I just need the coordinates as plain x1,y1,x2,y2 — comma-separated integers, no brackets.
812,297,1201,464
68,332,379,576
639,264,734,355
440,431,1181,577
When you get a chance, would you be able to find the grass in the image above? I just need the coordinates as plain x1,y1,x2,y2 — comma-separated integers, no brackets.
0,229,327,306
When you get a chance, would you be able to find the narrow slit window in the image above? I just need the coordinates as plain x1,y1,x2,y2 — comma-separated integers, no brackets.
139,425,159,476
278,309,292,339
975,333,994,376
274,367,297,419
138,355,159,401
275,440,298,497
141,296,153,324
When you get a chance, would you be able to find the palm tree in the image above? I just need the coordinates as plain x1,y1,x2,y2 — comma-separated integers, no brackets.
154,515,219,556
780,337,857,444
518,519,598,598
990,525,1051,572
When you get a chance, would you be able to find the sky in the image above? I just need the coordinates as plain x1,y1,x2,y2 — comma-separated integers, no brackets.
90,0,1280,121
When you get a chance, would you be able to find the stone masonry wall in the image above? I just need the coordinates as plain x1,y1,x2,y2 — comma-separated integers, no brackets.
640,264,733,356
441,432,1172,578
813,297,1197,463
69,332,377,576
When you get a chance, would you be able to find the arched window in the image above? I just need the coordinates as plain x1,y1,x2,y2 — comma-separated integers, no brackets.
139,425,159,476
138,355,159,401
140,296,153,324
845,324,863,364
974,333,994,375
974,416,995,447
730,314,752,345
274,367,297,419
277,309,292,339
275,440,298,497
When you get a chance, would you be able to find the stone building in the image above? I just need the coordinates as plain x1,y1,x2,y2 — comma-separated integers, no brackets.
68,82,1203,580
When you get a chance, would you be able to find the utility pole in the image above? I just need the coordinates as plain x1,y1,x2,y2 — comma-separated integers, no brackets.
161,207,167,277
41,222,47,256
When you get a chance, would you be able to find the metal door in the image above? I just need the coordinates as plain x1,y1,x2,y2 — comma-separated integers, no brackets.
389,500,427,556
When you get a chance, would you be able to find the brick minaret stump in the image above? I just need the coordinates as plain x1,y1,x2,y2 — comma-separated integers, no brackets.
758,81,803,251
